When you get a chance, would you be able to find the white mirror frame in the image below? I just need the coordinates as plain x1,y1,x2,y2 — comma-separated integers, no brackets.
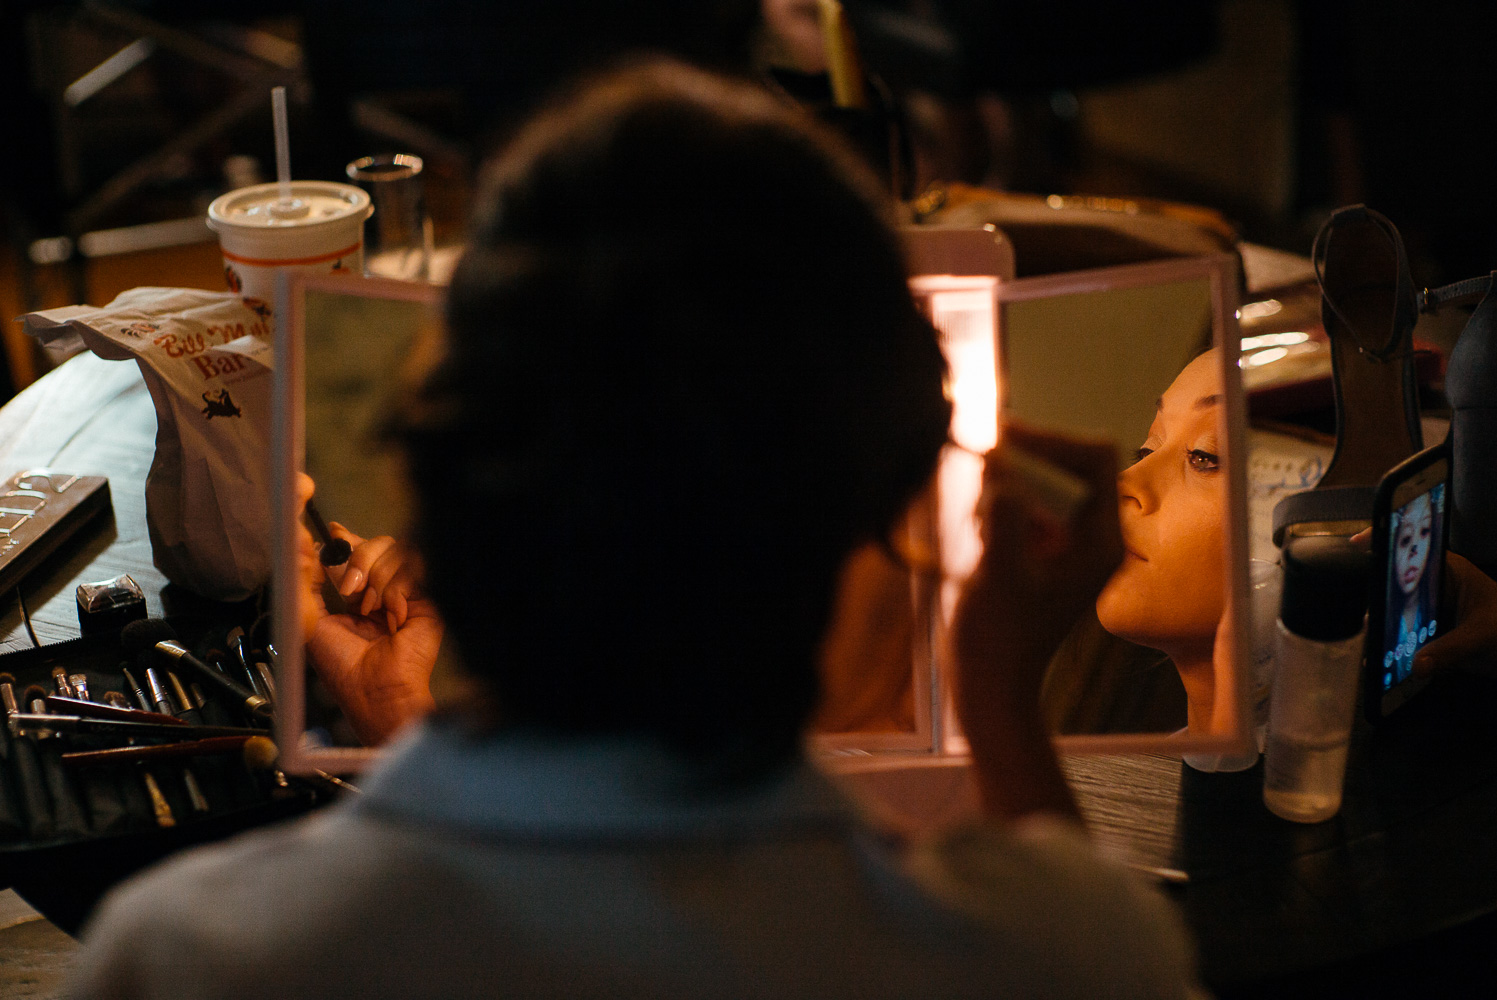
931,251,1251,758
273,271,443,776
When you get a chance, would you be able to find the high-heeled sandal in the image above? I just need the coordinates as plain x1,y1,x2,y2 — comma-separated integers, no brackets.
1272,205,1423,546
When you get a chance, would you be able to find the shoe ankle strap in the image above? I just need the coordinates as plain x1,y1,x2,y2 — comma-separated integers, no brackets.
1419,273,1495,314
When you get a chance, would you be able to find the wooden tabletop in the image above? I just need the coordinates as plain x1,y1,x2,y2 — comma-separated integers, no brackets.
4,354,1497,990
1062,666,1497,990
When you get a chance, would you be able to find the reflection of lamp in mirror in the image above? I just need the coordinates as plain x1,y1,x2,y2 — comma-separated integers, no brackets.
813,231,1008,753
908,275,998,599
907,275,999,755
910,276,1000,455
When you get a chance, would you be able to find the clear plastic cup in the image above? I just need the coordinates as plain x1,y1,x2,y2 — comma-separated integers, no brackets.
346,153,433,281
206,181,372,307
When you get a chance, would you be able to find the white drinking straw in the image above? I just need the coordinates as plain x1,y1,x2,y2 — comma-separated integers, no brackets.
272,86,293,207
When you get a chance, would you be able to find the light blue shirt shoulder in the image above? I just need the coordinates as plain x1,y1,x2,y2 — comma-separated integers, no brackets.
352,721,853,841
66,722,1202,1000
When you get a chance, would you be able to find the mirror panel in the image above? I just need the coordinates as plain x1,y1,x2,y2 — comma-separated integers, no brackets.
1002,276,1214,470
274,274,443,774
1001,256,1247,748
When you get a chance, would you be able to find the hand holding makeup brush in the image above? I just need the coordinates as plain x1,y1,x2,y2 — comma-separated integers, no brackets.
948,422,1123,824
295,473,430,632
295,473,443,746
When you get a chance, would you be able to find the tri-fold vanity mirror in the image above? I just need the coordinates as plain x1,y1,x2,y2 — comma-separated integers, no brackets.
271,228,1250,775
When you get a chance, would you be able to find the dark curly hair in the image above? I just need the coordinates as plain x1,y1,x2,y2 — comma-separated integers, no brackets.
398,61,949,779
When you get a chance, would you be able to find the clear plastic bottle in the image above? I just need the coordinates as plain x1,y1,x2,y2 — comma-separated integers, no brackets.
1263,624,1364,821
1262,535,1368,823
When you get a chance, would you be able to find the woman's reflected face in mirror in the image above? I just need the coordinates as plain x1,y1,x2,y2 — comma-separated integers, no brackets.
1095,351,1225,726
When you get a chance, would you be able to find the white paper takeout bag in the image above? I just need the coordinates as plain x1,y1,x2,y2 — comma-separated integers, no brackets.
23,287,273,601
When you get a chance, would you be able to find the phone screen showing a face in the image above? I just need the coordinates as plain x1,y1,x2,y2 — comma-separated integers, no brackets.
1369,449,1449,718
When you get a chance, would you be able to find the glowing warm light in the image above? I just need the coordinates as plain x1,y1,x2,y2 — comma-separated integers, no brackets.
1240,331,1309,351
1238,298,1283,321
923,290,999,453
908,274,998,599
1244,346,1289,367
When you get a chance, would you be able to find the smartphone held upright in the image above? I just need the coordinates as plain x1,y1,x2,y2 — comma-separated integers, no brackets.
1365,444,1450,723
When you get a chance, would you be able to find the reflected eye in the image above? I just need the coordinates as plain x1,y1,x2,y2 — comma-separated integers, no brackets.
1187,449,1220,473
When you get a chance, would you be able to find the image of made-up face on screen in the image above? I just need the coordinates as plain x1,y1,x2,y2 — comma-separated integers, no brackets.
1386,486,1443,685
1095,351,1226,734
1394,494,1433,600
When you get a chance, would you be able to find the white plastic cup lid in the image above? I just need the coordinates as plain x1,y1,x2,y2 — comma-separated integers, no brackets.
208,181,370,232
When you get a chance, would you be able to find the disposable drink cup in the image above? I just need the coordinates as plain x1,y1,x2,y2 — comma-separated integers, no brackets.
207,181,372,307
1262,622,1363,823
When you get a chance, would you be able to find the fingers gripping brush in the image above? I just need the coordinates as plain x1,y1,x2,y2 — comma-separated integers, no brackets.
304,499,351,568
